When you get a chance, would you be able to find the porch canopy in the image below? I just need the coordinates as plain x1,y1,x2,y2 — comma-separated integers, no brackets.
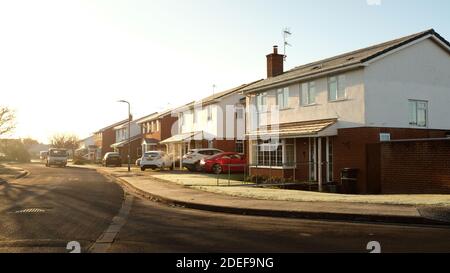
247,118,338,139
160,131,215,144
111,135,142,149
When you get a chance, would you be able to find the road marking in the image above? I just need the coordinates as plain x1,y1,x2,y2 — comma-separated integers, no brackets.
89,193,134,253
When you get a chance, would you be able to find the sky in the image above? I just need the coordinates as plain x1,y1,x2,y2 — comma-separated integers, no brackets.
0,0,449,143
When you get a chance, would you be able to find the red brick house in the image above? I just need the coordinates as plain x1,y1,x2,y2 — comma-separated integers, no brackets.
135,109,178,154
242,29,450,194
111,119,142,163
93,119,129,160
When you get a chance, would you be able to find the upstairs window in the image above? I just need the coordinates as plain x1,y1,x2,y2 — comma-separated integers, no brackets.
179,113,184,126
301,81,316,106
193,110,197,123
236,107,244,119
276,87,289,109
409,100,428,127
328,75,346,101
256,92,267,113
207,105,213,121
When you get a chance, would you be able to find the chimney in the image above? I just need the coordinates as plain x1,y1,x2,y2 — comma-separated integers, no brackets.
266,45,284,78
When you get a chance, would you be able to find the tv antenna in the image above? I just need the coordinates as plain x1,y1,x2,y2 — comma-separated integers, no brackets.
283,27,292,61
212,84,216,95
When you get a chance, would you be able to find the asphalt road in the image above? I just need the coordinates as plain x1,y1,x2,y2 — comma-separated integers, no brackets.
1,163,450,253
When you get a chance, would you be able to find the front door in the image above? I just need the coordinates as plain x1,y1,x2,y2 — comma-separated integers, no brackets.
309,137,333,189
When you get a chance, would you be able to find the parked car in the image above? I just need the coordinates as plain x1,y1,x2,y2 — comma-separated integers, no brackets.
200,152,246,174
140,151,173,171
102,152,122,167
182,148,223,172
46,148,68,167
39,151,48,163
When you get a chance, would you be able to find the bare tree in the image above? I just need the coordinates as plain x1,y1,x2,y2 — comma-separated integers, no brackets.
49,133,80,158
0,107,15,136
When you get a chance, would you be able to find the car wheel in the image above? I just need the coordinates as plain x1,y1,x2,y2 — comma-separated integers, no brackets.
141,167,146,171
186,166,194,172
194,162,202,172
213,164,222,174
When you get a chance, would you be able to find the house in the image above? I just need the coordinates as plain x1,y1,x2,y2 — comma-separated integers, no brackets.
135,109,178,154
161,81,261,169
111,119,142,163
241,29,450,194
93,119,129,160
75,136,98,162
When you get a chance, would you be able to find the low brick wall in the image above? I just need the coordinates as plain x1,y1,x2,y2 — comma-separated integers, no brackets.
380,139,450,194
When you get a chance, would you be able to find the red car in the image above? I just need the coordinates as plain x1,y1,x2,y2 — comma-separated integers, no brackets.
200,152,246,174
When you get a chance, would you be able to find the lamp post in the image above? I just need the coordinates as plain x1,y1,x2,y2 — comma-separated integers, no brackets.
118,100,131,172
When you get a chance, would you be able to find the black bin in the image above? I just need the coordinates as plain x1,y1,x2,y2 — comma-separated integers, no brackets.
340,168,359,194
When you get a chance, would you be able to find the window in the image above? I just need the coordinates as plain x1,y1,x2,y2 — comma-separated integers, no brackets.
301,81,316,106
193,110,197,123
328,75,346,101
235,140,244,153
179,113,184,126
276,87,289,109
256,92,267,112
379,133,391,142
409,100,428,127
207,105,213,121
156,120,160,132
236,107,244,119
251,139,294,168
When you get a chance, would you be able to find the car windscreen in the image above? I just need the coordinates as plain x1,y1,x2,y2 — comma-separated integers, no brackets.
144,152,160,157
49,150,67,157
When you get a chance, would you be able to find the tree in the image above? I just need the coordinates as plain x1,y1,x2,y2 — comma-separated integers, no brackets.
22,138,39,149
0,107,15,136
49,133,80,159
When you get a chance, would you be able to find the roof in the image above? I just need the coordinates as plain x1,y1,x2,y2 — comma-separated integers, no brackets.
134,112,158,124
173,80,263,113
94,119,129,134
247,118,337,139
242,29,450,93
136,109,174,124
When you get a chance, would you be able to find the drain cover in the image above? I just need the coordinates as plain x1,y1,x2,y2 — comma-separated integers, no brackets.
13,208,47,214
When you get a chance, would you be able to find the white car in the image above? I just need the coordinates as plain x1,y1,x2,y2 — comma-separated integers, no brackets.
182,148,223,172
140,151,173,171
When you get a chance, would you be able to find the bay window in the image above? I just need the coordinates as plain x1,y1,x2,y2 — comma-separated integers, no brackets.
251,139,295,168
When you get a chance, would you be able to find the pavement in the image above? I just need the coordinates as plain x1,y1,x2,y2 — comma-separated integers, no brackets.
0,163,29,184
73,164,450,226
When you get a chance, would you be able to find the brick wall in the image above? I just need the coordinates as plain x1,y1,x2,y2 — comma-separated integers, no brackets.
116,138,142,164
334,127,448,194
101,128,116,157
380,139,450,194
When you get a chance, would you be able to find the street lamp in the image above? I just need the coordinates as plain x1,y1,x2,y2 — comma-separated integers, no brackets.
118,100,131,172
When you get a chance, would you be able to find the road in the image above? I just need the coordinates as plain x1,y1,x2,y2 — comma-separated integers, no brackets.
1,163,450,253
